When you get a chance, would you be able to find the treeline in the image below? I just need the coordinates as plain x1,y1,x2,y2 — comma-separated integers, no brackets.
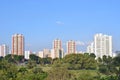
0,53,120,80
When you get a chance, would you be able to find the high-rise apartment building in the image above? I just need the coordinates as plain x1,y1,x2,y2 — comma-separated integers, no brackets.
87,42,94,54
0,44,9,57
25,51,31,59
87,34,112,58
50,49,55,59
12,34,24,55
67,40,76,54
43,49,51,58
94,33,112,58
53,39,63,58
37,51,44,58
53,39,62,49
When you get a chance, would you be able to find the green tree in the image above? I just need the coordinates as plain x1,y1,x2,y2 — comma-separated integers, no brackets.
13,55,24,63
84,53,89,56
5,63,18,80
90,53,96,59
27,60,36,69
98,55,114,75
42,57,52,65
46,67,74,80
63,54,97,70
98,57,102,63
32,67,44,74
114,67,120,80
30,54,38,61
113,54,120,66
29,54,41,64
18,67,27,75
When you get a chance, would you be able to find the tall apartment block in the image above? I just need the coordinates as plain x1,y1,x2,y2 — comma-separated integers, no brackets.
67,40,76,54
37,51,44,58
43,49,51,58
12,34,24,55
53,39,62,49
53,39,63,58
87,42,94,53
87,33,113,58
25,51,31,59
0,44,9,57
94,33,112,58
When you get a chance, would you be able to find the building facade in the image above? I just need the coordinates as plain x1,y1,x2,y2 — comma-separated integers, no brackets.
67,40,76,54
94,34,112,58
53,39,64,58
12,34,24,55
43,49,51,58
53,39,62,49
37,51,44,58
25,51,31,59
0,44,9,57
87,33,112,58
87,42,94,54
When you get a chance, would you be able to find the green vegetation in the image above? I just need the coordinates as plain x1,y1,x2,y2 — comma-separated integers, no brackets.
0,53,120,80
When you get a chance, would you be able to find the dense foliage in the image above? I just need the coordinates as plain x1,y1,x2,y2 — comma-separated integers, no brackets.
0,53,120,80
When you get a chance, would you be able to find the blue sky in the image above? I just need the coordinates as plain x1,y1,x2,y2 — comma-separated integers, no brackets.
0,0,120,52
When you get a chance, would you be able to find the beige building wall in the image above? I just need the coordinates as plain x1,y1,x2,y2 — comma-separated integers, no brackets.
12,34,24,55
67,40,76,54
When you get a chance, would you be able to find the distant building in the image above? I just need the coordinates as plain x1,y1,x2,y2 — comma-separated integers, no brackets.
87,42,94,54
0,44,9,57
50,49,55,59
87,33,112,58
53,39,62,49
53,39,64,58
67,40,76,54
37,49,51,58
94,33,112,58
12,34,24,55
25,51,31,59
43,49,51,58
37,51,44,58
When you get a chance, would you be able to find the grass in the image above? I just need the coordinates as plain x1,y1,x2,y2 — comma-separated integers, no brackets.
38,65,107,80
39,65,52,72
40,65,101,80
69,70,100,79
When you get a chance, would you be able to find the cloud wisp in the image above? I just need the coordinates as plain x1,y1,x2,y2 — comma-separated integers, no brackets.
76,41,85,46
56,21,64,25
76,41,91,46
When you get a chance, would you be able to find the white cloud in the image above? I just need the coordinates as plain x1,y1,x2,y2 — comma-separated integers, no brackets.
56,21,64,25
61,41,92,46
26,43,31,47
86,41,93,45
76,41,85,46
75,41,92,46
